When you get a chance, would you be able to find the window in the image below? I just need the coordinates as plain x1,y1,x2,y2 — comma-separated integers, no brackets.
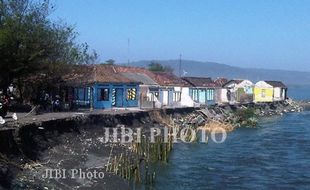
75,87,90,101
207,89,214,101
98,88,109,101
149,92,159,101
191,89,199,102
173,92,181,102
74,87,90,106
154,92,159,98
127,88,137,100
261,89,266,98
78,88,85,100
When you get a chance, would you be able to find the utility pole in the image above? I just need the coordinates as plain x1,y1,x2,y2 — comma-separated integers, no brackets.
127,38,130,66
179,54,182,77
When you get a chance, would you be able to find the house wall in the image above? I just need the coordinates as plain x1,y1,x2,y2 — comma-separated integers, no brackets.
162,90,169,105
273,87,282,101
140,85,161,108
214,88,221,104
236,87,253,103
254,87,273,102
189,88,215,106
158,87,195,108
225,80,254,104
181,87,195,107
159,88,174,107
215,88,229,104
282,88,287,100
273,87,287,101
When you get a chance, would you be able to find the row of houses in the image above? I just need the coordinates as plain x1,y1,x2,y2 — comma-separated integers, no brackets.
63,64,287,110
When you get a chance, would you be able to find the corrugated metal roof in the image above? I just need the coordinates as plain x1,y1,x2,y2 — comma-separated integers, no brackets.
265,81,287,88
182,77,218,87
121,72,158,85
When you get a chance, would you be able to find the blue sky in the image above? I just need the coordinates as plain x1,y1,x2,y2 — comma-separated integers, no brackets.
51,0,310,71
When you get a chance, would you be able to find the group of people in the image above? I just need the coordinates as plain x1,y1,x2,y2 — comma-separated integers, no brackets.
0,92,9,118
39,91,62,112
0,87,69,125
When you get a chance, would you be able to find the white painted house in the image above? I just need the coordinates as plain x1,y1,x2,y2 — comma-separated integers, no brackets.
265,81,288,101
214,78,229,104
149,72,195,108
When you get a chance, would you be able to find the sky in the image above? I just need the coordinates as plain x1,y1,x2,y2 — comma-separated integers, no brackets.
51,0,310,71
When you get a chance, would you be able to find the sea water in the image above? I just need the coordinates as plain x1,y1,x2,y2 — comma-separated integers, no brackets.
150,87,310,189
151,112,310,189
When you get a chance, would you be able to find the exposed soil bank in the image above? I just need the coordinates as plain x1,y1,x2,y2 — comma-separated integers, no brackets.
0,107,196,189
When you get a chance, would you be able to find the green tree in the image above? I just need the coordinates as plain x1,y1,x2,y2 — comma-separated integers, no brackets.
163,65,174,73
104,59,115,65
147,61,173,72
0,0,98,101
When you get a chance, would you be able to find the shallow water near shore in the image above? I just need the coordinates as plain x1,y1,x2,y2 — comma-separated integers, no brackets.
148,111,310,189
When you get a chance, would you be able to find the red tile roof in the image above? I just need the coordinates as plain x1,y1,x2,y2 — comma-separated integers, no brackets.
214,77,229,87
115,66,157,79
152,72,189,86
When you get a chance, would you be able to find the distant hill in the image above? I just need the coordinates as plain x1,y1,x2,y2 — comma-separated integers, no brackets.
124,60,310,85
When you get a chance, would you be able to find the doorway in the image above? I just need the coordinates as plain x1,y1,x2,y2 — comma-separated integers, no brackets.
115,88,123,107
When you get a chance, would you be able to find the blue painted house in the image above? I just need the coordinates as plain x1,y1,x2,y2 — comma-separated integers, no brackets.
182,77,218,106
115,66,162,108
64,65,140,109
